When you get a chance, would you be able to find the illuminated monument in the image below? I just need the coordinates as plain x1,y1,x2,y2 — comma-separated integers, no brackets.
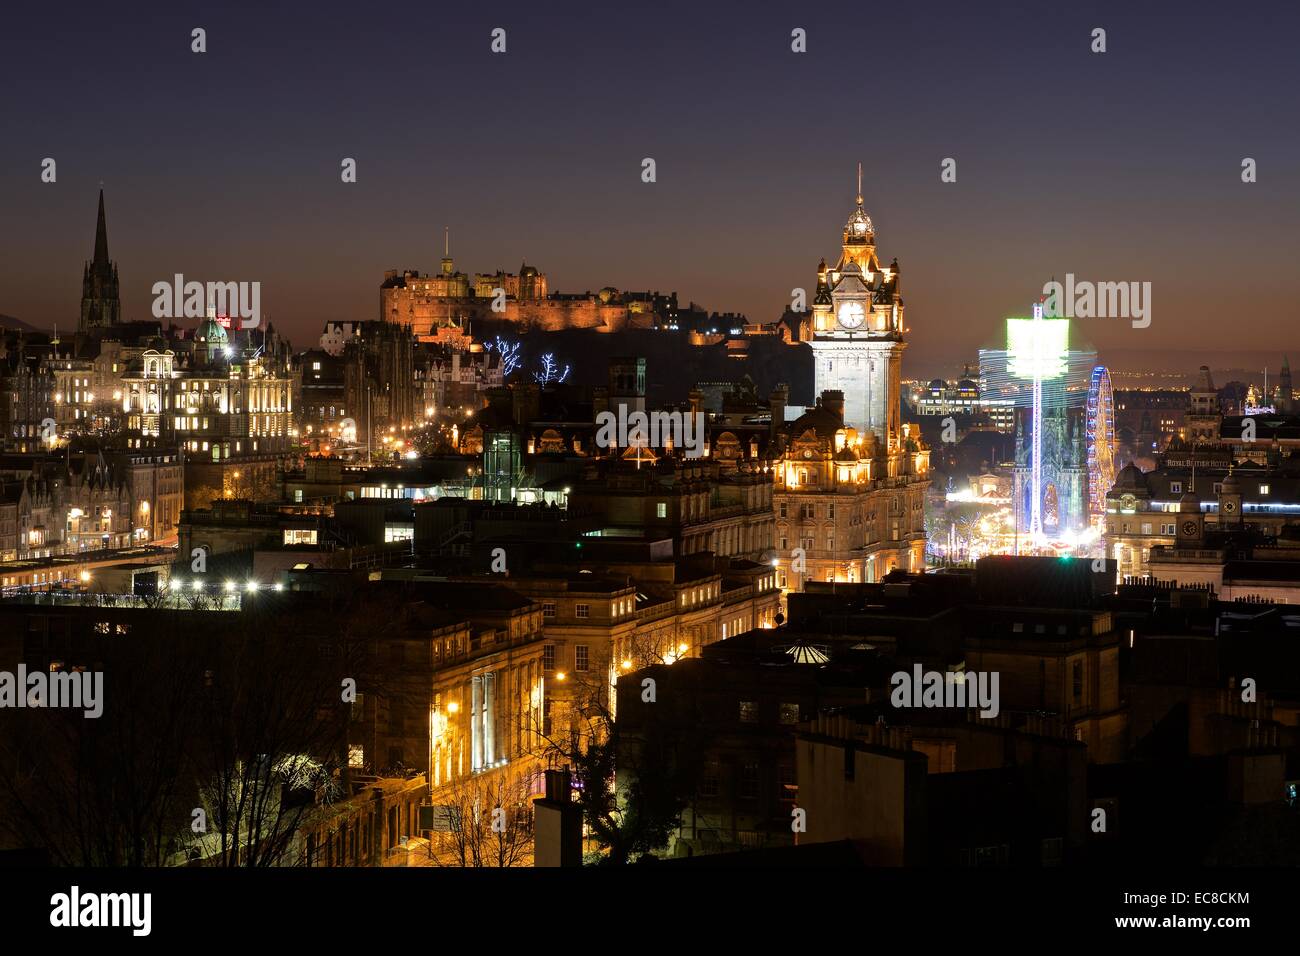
1008,304,1071,538
807,165,905,448
988,305,1113,543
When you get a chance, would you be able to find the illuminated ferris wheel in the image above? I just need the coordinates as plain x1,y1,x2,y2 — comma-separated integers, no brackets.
1086,366,1116,526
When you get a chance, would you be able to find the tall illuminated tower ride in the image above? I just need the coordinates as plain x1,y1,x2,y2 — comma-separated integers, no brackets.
1007,303,1069,541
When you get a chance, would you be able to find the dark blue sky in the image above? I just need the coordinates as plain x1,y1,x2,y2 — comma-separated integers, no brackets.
3,0,1298,370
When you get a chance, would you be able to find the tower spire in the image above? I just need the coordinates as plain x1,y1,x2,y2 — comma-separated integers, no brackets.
444,225,449,257
93,189,109,266
856,162,863,206
80,187,121,332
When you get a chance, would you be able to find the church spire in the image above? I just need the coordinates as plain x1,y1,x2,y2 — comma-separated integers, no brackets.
80,188,121,333
93,188,109,266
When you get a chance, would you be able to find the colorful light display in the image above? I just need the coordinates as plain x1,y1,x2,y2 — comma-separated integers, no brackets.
1007,305,1069,539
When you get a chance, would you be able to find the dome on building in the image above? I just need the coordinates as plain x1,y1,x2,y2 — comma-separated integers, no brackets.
1221,471,1241,494
195,316,228,346
844,200,874,239
1113,462,1149,491
1179,490,1201,513
928,378,946,390
194,315,229,363
784,404,844,441
783,640,829,665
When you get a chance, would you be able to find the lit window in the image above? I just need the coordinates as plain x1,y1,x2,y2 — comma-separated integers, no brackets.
575,603,589,619
739,700,758,723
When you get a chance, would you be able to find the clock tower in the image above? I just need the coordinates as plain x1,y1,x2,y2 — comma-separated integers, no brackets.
1218,469,1243,527
808,166,905,447
1176,488,1204,547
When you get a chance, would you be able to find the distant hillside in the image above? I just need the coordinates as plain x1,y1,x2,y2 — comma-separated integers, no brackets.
0,314,49,334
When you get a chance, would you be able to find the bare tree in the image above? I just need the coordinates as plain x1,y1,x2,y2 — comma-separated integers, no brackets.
0,609,209,866
187,599,363,867
428,772,534,867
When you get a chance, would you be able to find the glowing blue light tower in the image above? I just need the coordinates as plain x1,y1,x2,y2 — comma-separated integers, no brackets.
1007,303,1069,542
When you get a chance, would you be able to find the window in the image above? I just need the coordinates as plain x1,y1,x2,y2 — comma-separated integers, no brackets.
1072,660,1083,701
739,762,759,799
779,702,800,725
656,502,667,518
542,602,556,619
827,504,835,520
699,763,719,798
738,700,758,723
1170,481,1182,494
543,644,556,671
575,603,590,619
778,502,787,518
575,645,589,672
1140,523,1151,535
778,763,796,800
1261,484,1270,495
1041,837,1064,867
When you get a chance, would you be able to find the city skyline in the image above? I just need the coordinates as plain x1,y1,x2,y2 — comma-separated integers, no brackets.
1,0,1296,918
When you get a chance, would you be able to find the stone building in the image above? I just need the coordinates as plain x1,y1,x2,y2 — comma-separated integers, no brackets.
772,389,929,590
0,333,55,452
380,239,666,336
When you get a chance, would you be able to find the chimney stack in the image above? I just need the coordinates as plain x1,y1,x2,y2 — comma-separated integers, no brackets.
534,766,583,867
822,389,845,422
769,383,788,438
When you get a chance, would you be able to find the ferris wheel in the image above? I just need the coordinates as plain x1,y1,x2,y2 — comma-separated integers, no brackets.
1086,366,1116,526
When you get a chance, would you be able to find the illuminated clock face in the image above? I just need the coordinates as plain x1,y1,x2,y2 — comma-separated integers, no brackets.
1182,521,1199,536
838,301,865,330
1223,500,1237,513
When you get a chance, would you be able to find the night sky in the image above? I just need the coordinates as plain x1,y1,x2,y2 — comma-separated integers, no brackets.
3,0,1298,369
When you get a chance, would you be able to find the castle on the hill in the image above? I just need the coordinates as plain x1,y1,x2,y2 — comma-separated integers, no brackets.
380,231,674,336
